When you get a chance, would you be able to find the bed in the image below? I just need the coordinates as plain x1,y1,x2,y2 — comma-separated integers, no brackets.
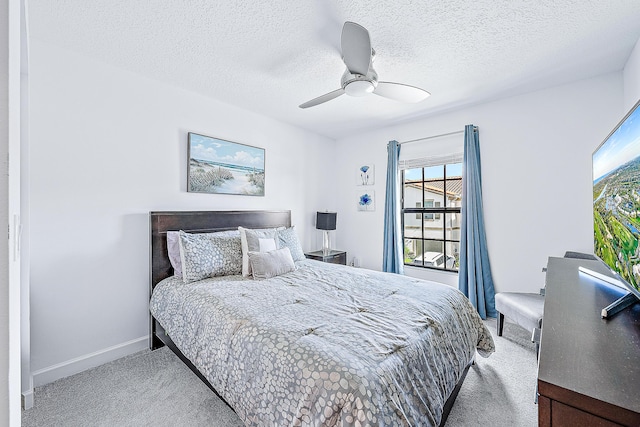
149,210,494,426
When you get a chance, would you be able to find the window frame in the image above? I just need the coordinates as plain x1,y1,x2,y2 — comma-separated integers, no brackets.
401,164,461,272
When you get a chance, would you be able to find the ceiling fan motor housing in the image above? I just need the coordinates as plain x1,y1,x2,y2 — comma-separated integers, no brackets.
341,68,378,97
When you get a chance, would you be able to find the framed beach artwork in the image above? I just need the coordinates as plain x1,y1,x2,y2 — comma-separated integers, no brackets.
356,164,374,185
187,132,265,196
357,191,375,211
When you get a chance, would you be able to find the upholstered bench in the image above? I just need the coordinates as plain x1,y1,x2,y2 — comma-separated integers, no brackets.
495,252,596,358
495,292,544,354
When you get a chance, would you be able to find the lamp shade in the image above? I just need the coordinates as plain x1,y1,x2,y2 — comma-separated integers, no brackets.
316,212,337,231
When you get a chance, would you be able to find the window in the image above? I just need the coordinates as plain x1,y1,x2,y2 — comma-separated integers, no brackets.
424,200,442,220
402,163,462,271
424,200,434,220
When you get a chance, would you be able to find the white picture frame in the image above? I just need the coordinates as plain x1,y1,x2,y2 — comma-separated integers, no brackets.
356,164,374,186
357,191,375,211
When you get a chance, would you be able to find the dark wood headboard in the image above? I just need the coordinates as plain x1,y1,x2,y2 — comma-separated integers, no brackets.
149,210,292,289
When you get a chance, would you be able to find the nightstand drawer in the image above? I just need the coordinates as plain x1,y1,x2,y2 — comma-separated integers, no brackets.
325,252,347,265
305,250,347,265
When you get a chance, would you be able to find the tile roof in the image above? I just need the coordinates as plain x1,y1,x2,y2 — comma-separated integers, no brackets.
405,177,462,198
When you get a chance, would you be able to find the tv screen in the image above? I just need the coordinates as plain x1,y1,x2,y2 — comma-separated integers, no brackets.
593,98,640,298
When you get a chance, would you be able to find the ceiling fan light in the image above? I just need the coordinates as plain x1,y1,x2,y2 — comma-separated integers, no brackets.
344,80,375,97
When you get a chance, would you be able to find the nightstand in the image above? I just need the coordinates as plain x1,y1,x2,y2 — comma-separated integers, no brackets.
304,250,347,265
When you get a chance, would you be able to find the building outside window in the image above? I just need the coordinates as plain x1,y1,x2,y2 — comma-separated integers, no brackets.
402,163,462,271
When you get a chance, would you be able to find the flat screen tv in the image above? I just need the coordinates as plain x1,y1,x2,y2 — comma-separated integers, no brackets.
591,98,640,317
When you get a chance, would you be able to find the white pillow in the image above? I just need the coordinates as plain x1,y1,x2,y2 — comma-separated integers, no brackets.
259,237,277,252
166,231,183,277
238,227,279,277
248,247,296,280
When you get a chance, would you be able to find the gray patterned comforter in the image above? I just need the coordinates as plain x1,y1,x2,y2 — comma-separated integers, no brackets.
150,260,494,426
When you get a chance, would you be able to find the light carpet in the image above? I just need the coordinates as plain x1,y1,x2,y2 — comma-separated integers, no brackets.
22,319,538,426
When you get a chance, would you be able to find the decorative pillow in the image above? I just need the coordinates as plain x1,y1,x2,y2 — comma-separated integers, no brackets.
166,231,183,278
276,226,305,262
239,227,278,277
248,247,296,280
167,229,239,278
259,237,277,252
178,231,242,283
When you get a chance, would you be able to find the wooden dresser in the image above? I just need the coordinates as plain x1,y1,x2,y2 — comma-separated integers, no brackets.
538,257,640,426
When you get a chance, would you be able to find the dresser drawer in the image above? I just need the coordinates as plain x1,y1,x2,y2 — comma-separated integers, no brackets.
551,401,621,427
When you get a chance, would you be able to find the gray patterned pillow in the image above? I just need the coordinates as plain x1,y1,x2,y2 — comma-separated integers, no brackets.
179,231,242,283
276,226,305,262
248,247,296,280
167,229,239,278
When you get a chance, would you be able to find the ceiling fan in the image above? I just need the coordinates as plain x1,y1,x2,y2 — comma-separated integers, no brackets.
299,21,431,109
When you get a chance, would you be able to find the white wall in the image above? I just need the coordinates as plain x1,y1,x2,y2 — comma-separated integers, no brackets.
28,40,336,385
624,38,640,112
335,73,623,293
624,38,640,111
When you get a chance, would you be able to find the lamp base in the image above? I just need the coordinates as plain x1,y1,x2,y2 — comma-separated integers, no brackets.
322,230,331,255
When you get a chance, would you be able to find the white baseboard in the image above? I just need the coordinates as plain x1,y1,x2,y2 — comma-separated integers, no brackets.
22,389,34,410
32,335,149,387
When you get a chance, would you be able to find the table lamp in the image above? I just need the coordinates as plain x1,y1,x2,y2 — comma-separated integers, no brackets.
316,212,337,255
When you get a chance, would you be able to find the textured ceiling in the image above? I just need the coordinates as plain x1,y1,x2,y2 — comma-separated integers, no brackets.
27,0,640,139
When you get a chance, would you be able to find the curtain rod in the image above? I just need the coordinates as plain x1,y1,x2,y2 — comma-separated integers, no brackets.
398,126,477,145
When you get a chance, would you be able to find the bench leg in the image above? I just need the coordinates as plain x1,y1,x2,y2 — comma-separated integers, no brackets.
531,327,542,360
497,312,504,336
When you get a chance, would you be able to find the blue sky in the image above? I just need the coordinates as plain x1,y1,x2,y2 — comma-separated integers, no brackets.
593,104,640,181
405,163,463,180
189,133,265,169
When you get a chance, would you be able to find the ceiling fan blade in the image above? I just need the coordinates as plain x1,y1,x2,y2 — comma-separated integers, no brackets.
341,22,371,76
299,88,345,109
373,81,431,103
